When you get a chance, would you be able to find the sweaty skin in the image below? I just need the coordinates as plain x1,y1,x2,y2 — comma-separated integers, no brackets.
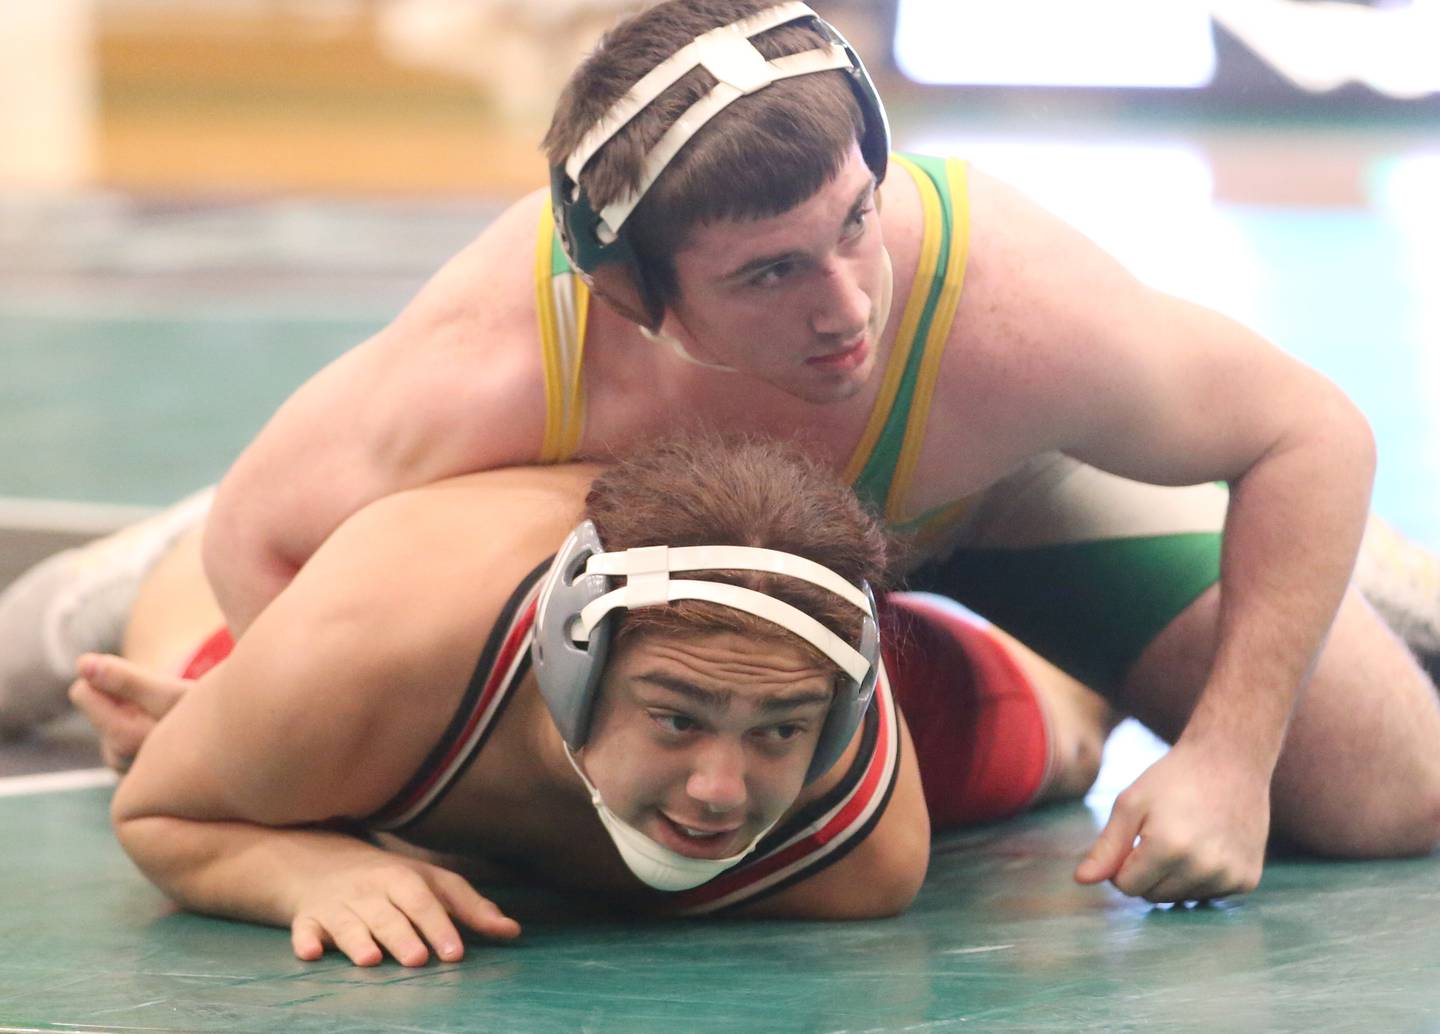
201,142,1418,906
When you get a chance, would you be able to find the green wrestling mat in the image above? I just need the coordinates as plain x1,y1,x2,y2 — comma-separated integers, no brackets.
3,146,1439,1034
4,777,1438,1033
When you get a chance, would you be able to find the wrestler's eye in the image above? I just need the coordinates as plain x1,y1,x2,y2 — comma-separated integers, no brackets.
842,204,873,241
651,712,698,735
749,260,796,288
758,722,806,744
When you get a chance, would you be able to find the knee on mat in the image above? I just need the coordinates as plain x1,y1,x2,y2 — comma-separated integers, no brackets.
1385,794,1440,858
1044,723,1107,802
1035,677,1120,804
1276,786,1440,860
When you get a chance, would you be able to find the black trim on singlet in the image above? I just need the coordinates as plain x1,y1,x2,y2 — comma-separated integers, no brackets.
366,557,554,831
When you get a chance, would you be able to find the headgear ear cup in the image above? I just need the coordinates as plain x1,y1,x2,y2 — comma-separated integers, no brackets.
531,520,881,784
532,521,613,747
804,583,880,782
588,262,665,331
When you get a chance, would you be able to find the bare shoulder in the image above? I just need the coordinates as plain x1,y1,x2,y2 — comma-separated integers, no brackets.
222,186,557,497
963,167,1143,349
359,186,556,476
302,464,598,652
389,185,552,339
308,463,600,610
927,166,1166,452
344,463,603,554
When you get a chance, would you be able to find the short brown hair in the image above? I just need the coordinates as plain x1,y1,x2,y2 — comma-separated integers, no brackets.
584,434,888,675
544,0,866,306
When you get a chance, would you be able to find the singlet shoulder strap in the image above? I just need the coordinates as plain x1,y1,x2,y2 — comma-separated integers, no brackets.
365,558,551,832
843,154,971,521
535,201,591,462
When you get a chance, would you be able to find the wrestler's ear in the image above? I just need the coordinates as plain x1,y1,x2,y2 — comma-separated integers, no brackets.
588,264,663,332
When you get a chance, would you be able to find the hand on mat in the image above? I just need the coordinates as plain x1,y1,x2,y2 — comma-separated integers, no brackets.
290,856,521,967
69,652,189,773
1073,739,1270,903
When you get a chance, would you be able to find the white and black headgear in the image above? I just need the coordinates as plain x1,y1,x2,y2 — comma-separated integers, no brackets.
549,1,892,329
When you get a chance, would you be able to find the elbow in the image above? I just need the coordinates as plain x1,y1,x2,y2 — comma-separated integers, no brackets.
110,802,203,907
858,872,925,919
201,478,297,633
110,775,178,865
199,478,247,591
849,767,932,918
110,796,159,882
1330,394,1377,514
110,781,151,858
845,832,931,919
869,841,930,917
111,815,152,875
1347,402,1378,489
1317,381,1377,491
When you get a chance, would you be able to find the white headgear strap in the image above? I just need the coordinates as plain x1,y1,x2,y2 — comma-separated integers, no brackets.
563,2,855,244
574,543,871,683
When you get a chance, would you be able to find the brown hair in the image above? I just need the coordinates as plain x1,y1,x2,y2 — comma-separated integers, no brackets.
544,0,866,307
584,434,889,676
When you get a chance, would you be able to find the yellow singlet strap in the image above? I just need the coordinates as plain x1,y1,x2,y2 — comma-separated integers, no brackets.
535,201,590,462
841,154,943,489
885,157,970,518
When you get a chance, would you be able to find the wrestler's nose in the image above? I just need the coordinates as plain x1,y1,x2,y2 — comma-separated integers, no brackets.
686,738,747,814
810,257,870,339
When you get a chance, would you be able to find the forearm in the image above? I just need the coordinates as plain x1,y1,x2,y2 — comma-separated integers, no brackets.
115,813,381,927
1183,403,1376,766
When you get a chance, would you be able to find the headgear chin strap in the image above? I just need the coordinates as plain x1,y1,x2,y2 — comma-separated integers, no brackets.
550,1,891,328
531,520,880,785
561,743,783,891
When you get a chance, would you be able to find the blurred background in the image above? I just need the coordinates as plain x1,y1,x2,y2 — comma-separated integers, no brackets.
2,0,1437,549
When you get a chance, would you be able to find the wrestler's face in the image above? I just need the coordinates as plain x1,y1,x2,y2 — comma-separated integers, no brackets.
579,630,833,860
661,142,891,404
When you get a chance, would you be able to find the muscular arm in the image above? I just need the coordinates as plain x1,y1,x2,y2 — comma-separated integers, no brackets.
962,170,1375,897
115,483,552,961
204,191,552,634
1068,294,1373,899
1053,290,1371,769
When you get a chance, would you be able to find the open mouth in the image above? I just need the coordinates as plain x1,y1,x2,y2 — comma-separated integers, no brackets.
654,812,745,858
804,337,869,371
